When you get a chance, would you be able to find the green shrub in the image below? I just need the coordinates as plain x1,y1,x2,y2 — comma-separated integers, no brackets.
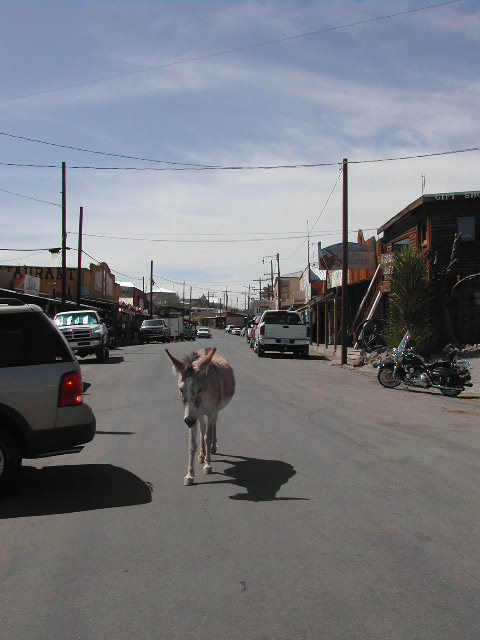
386,247,436,354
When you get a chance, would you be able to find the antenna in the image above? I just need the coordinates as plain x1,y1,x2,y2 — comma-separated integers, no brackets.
421,174,426,195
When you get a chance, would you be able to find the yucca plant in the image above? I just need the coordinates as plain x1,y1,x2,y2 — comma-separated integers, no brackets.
386,247,435,354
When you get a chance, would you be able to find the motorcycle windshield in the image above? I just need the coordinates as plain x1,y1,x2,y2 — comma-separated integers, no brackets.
397,332,410,359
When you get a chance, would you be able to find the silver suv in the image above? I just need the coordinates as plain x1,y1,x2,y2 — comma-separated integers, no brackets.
0,299,96,495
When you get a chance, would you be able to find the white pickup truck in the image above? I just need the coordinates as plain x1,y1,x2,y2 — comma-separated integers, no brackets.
54,309,110,361
255,310,310,358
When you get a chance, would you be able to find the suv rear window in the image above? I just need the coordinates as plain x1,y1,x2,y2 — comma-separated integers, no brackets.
0,312,73,368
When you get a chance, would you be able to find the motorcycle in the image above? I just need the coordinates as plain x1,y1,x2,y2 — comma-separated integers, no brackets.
377,331,472,397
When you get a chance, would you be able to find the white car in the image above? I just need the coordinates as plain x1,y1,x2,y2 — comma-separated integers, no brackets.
232,327,242,336
197,328,212,338
225,325,235,333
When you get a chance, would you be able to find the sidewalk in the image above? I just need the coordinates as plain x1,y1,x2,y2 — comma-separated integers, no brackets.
309,342,365,367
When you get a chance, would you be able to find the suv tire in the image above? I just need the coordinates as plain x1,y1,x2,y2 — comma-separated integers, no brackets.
0,427,22,496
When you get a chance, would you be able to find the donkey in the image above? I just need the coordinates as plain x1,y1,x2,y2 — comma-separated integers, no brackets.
165,347,235,485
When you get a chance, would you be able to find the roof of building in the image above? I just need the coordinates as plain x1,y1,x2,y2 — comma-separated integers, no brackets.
308,265,327,281
378,190,480,234
152,287,176,294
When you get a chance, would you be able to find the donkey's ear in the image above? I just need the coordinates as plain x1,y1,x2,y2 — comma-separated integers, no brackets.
196,347,217,370
165,349,184,373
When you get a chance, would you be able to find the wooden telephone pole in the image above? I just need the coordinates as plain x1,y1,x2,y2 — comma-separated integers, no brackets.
76,207,83,309
61,162,66,310
341,159,349,365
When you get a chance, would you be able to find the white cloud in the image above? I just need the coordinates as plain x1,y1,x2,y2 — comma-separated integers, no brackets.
1,1,478,297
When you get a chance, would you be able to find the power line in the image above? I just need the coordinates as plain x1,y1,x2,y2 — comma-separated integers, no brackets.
70,229,370,244
282,167,343,262
0,147,477,173
0,0,462,104
0,186,61,207
0,132,220,168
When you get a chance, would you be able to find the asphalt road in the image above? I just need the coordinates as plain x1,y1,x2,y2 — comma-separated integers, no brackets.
1,330,479,639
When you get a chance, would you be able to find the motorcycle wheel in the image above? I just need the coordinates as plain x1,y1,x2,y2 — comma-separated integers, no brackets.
439,387,462,397
378,366,402,388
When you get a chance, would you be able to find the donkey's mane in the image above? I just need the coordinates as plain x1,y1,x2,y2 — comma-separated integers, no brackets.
181,348,215,377
182,352,198,368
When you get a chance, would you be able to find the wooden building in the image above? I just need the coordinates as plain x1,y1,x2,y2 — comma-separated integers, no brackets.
378,190,480,345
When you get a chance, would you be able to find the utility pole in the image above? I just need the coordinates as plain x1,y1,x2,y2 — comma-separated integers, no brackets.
76,206,83,309
270,261,274,299
149,260,153,316
61,162,66,310
307,220,311,284
341,159,349,365
276,253,281,309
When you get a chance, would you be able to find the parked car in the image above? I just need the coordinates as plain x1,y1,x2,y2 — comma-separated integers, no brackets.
256,310,310,357
0,299,96,495
138,319,171,343
183,325,196,341
249,315,262,350
225,325,235,333
197,327,212,338
54,309,110,361
232,327,242,336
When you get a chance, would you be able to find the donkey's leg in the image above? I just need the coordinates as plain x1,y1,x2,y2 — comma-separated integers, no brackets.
211,417,218,454
198,414,206,463
184,424,197,486
203,412,218,474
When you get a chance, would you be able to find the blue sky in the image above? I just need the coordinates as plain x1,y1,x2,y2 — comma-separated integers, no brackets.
1,0,478,303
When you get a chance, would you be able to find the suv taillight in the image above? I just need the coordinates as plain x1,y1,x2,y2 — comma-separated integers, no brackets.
59,372,83,407
260,324,264,336
306,325,310,338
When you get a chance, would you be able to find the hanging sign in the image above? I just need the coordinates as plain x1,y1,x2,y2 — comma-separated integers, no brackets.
318,242,376,270
24,274,41,296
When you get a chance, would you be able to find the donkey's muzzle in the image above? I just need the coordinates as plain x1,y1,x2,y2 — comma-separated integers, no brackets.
184,416,196,428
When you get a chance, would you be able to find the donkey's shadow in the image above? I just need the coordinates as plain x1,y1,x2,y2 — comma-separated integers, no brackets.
210,453,308,502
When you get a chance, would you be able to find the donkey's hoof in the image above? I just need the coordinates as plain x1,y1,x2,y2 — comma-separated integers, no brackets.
203,465,212,475
198,454,205,463
211,445,217,454
184,476,195,486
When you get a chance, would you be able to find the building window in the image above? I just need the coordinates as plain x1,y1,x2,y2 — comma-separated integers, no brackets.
419,222,428,249
457,217,475,241
392,238,410,252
